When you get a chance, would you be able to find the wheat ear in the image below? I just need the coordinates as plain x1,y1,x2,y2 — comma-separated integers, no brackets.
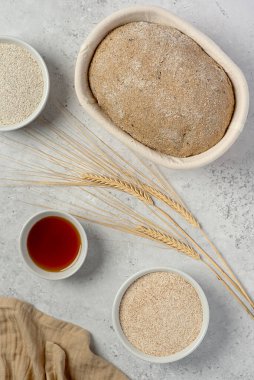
143,184,199,227
135,225,200,260
81,174,253,312
136,225,254,317
82,174,153,205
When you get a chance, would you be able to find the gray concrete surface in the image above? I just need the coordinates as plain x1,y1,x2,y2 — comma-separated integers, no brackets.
0,1,253,379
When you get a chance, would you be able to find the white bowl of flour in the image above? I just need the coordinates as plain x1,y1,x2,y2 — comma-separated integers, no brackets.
112,267,209,363
0,36,50,131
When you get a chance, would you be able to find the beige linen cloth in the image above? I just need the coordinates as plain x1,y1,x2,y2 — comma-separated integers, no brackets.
0,297,127,380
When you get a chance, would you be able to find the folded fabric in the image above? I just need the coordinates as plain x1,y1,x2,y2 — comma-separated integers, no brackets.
0,297,128,380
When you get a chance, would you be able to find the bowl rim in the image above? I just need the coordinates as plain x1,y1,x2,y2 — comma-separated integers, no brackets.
112,267,209,363
19,210,88,280
0,35,50,132
75,5,249,169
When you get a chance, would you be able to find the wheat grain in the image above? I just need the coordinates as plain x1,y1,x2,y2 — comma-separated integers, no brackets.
82,174,153,205
136,225,200,260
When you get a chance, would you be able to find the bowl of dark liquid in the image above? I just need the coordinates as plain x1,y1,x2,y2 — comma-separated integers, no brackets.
20,210,88,280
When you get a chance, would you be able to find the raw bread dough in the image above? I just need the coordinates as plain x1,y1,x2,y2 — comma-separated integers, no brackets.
89,22,235,157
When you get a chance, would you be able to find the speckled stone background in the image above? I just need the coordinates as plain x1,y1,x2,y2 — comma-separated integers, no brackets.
0,1,253,379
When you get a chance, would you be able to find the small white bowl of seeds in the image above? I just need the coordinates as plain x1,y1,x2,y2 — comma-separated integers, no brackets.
0,36,50,131
112,267,209,363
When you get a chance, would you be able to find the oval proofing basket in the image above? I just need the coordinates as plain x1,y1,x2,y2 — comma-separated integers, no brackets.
75,6,249,169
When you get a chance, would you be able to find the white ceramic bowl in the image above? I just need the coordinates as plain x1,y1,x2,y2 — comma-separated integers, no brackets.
112,267,209,363
75,6,249,169
0,36,50,132
19,210,88,280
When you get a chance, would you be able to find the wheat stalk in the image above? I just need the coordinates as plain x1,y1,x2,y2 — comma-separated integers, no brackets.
82,174,153,205
141,171,254,309
138,161,254,310
136,225,200,260
202,259,254,320
80,173,254,313
1,106,253,317
200,228,254,309
146,201,254,311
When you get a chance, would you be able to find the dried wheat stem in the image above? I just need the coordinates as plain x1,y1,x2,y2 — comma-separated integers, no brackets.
81,174,154,205
135,225,200,260
202,259,254,319
143,184,199,227
142,166,254,309
138,219,254,318
136,156,184,204
200,228,254,309
154,205,254,311
79,173,253,311
147,205,188,242
145,182,254,309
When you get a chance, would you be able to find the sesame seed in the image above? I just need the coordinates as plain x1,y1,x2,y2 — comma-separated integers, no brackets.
0,43,44,126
